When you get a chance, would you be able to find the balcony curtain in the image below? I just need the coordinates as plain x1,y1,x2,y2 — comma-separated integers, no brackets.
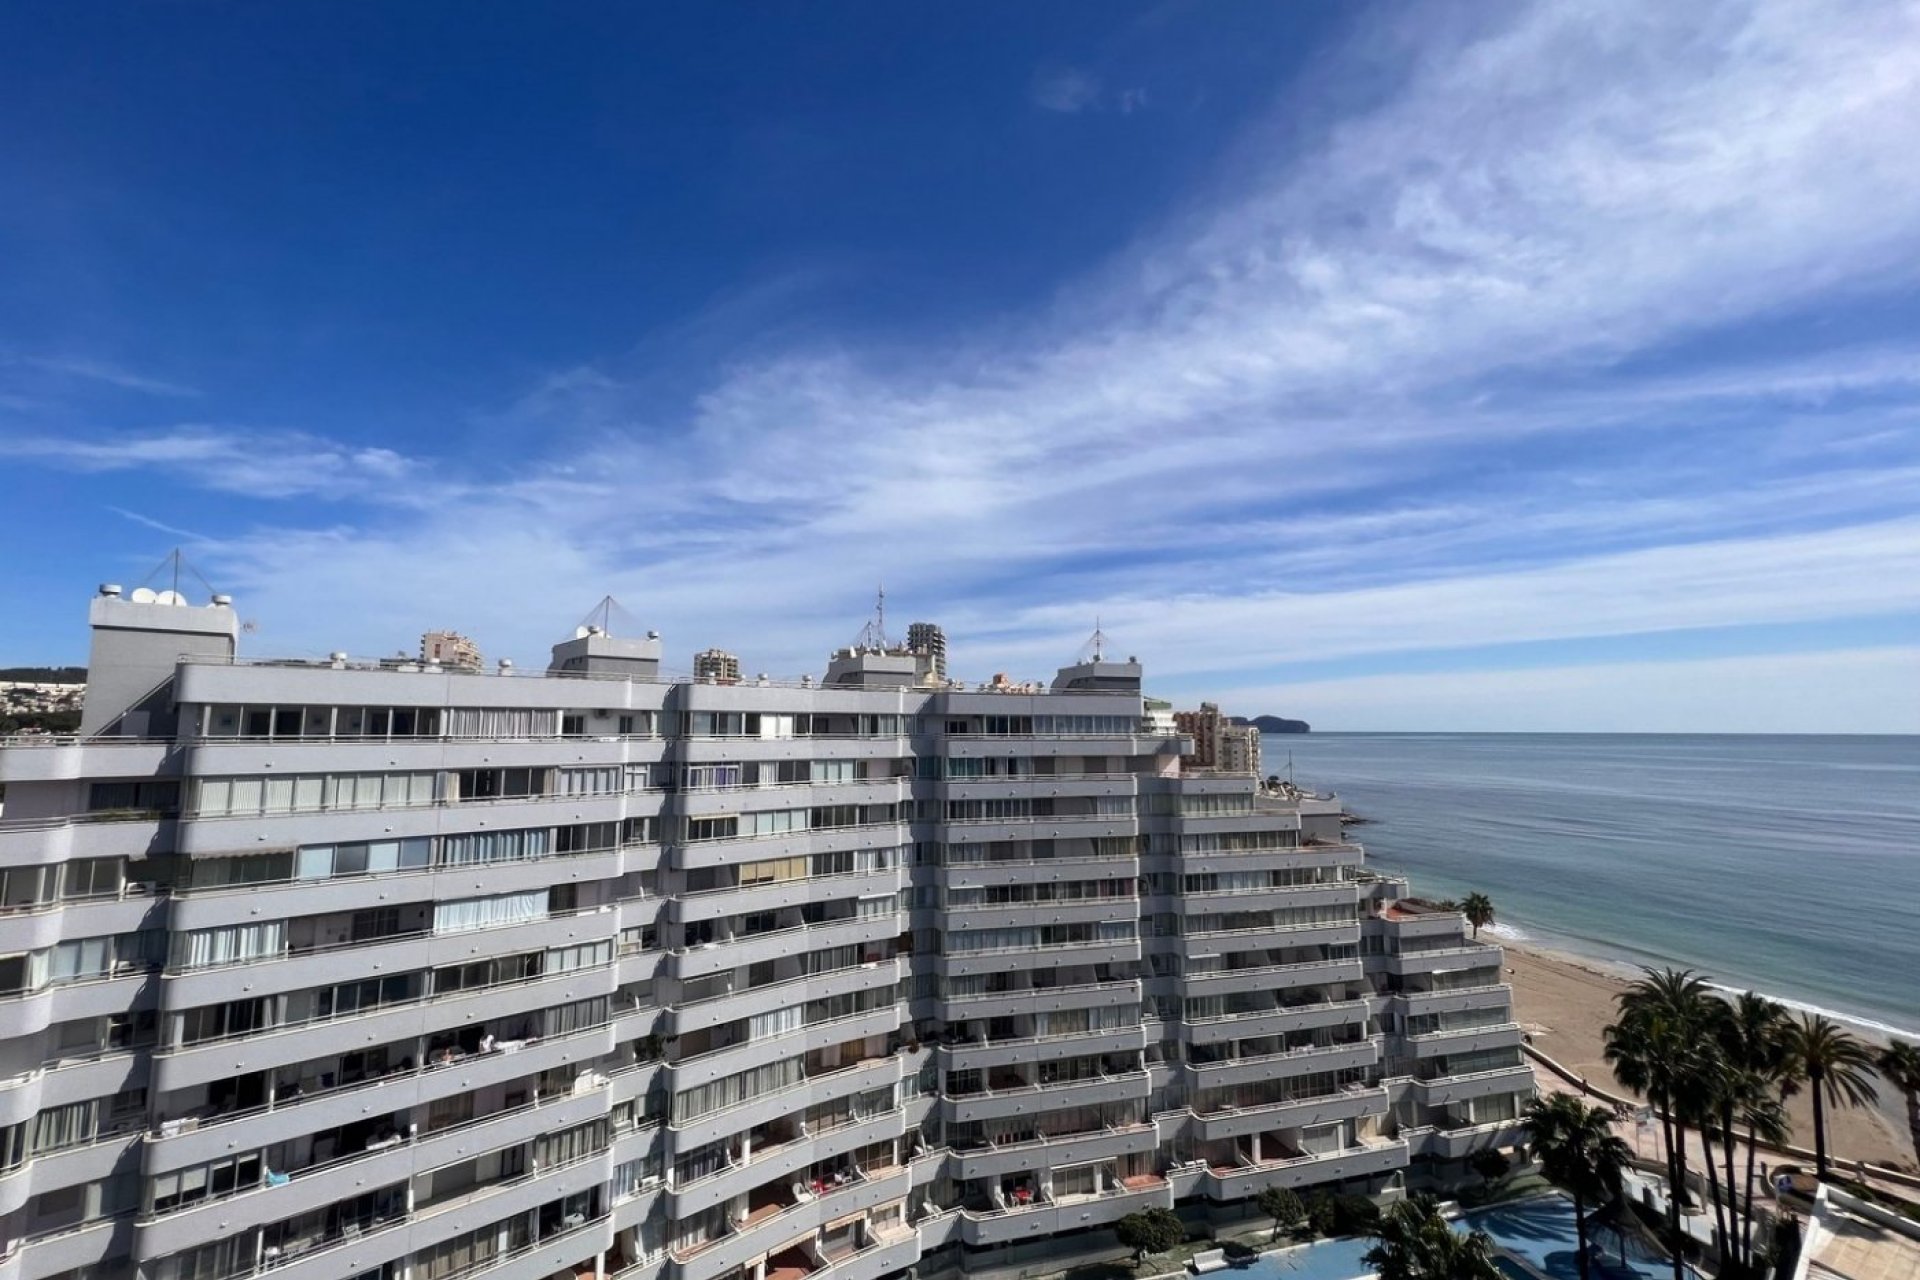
173,921,286,970
433,889,548,935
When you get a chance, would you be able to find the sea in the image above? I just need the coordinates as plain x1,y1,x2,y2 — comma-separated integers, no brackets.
1273,734,1920,1039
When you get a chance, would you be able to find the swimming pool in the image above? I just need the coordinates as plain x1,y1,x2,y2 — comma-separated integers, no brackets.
1228,1193,1681,1280
1240,1235,1378,1280
1462,1194,1678,1280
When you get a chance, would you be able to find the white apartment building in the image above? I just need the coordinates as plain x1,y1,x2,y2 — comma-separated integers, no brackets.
0,585,1531,1280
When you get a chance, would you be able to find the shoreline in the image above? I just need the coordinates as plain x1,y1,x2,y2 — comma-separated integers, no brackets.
1480,919,1920,1044
1496,934,1916,1171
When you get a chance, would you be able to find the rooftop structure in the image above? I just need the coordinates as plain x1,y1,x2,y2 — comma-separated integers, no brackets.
0,581,1530,1280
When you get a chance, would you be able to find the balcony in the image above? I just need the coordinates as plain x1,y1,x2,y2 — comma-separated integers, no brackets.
1181,956,1363,993
1409,1064,1536,1106
668,1054,905,1149
944,1069,1150,1123
935,978,1140,1023
937,938,1140,980
1182,921,1358,958
671,1165,913,1280
1193,1084,1389,1141
1184,1040,1379,1089
1200,1138,1410,1199
1371,944,1504,977
670,1110,907,1217
936,1023,1146,1071
668,1007,902,1091
669,960,899,1038
0,734,173,782
673,869,903,925
955,1175,1172,1246
673,917,899,980
150,966,616,1098
949,1123,1158,1181
1403,1118,1529,1160
1183,998,1369,1046
133,1086,612,1258
1406,1023,1523,1059
227,1145,615,1280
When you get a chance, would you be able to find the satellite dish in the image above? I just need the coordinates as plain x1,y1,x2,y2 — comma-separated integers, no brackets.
129,587,158,604
154,590,187,606
574,625,593,640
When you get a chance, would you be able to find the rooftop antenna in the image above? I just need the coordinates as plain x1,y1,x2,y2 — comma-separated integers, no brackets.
1076,617,1109,664
137,548,220,605
853,583,892,651
575,595,637,638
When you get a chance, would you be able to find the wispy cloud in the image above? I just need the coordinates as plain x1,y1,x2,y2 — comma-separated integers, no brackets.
9,0,1920,729
3,352,198,397
0,428,426,501
1031,67,1103,114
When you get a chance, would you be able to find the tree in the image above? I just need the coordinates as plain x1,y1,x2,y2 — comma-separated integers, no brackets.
1364,1196,1501,1280
1714,994,1794,1274
1605,967,1717,1280
1525,1094,1632,1280
1115,1207,1185,1265
1875,1039,1920,1170
1783,1014,1880,1179
1257,1186,1305,1242
1468,1150,1511,1184
1460,893,1495,940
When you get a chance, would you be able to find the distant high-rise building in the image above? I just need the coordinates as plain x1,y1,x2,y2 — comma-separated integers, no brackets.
1221,719,1262,778
1172,701,1261,777
420,629,481,670
1173,701,1225,769
906,620,947,680
693,646,742,683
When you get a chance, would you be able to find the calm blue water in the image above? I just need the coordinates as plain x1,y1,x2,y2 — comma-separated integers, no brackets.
1244,1194,1676,1280
1463,1195,1675,1280
1248,1236,1378,1280
1274,734,1920,1035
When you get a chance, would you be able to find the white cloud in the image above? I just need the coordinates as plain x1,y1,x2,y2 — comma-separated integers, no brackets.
1032,67,1102,113
3,352,198,398
0,428,429,501
14,1,1920,727
1196,647,1920,734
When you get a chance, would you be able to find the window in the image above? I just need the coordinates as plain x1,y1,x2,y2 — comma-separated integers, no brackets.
86,780,179,814
295,838,429,880
441,828,550,866
59,858,122,900
171,921,286,969
434,890,549,935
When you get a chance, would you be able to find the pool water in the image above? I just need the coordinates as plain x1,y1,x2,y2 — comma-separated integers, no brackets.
1462,1195,1678,1280
1232,1194,1680,1280
1242,1236,1378,1280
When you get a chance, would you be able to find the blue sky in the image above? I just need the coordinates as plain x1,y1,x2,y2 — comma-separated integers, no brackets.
3,1,1918,731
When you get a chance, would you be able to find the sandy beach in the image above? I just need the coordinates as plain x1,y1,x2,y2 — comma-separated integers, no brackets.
1500,937,1914,1171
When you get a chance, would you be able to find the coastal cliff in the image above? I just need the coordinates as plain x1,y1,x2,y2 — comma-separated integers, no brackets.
1243,713,1310,734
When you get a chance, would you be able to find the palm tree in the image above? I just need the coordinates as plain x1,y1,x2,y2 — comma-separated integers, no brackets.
1782,1013,1879,1179
1460,893,1495,940
1606,968,1717,1280
1732,1078,1788,1270
1876,1040,1920,1169
1525,1094,1633,1280
1364,1196,1501,1280
1714,994,1794,1272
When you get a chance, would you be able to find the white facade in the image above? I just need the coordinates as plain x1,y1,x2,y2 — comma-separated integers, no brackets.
0,588,1530,1280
